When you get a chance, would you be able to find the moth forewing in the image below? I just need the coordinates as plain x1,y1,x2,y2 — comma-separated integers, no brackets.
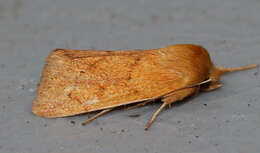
32,44,258,130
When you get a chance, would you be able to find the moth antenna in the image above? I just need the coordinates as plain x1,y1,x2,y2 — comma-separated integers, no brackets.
216,64,258,74
145,102,168,130
82,108,113,126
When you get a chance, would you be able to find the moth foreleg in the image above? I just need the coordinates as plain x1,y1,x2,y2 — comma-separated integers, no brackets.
144,88,196,130
145,102,168,130
201,83,223,92
162,88,195,104
82,108,113,126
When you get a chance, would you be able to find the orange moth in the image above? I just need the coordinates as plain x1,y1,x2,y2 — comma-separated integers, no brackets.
32,44,258,130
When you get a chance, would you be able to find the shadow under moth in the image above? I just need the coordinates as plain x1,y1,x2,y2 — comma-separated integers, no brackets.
32,44,258,130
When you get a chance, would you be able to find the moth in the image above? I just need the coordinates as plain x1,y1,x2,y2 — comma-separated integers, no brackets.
32,44,258,130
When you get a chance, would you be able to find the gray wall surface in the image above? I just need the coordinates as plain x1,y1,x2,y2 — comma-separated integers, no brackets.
0,0,259,153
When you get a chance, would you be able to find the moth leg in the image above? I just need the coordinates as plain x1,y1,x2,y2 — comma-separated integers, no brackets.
123,100,153,111
82,108,113,126
163,88,195,104
145,102,168,130
145,88,199,130
202,83,223,92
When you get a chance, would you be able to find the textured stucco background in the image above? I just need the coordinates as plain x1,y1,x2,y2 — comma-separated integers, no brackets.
0,0,260,153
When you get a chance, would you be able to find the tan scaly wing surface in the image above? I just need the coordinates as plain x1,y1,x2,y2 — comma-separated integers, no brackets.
32,45,211,118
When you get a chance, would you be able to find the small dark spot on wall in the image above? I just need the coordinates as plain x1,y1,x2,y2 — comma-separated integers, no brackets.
0,64,5,69
225,120,230,123
70,120,76,124
21,84,25,90
109,12,117,20
128,114,140,118
150,15,160,24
